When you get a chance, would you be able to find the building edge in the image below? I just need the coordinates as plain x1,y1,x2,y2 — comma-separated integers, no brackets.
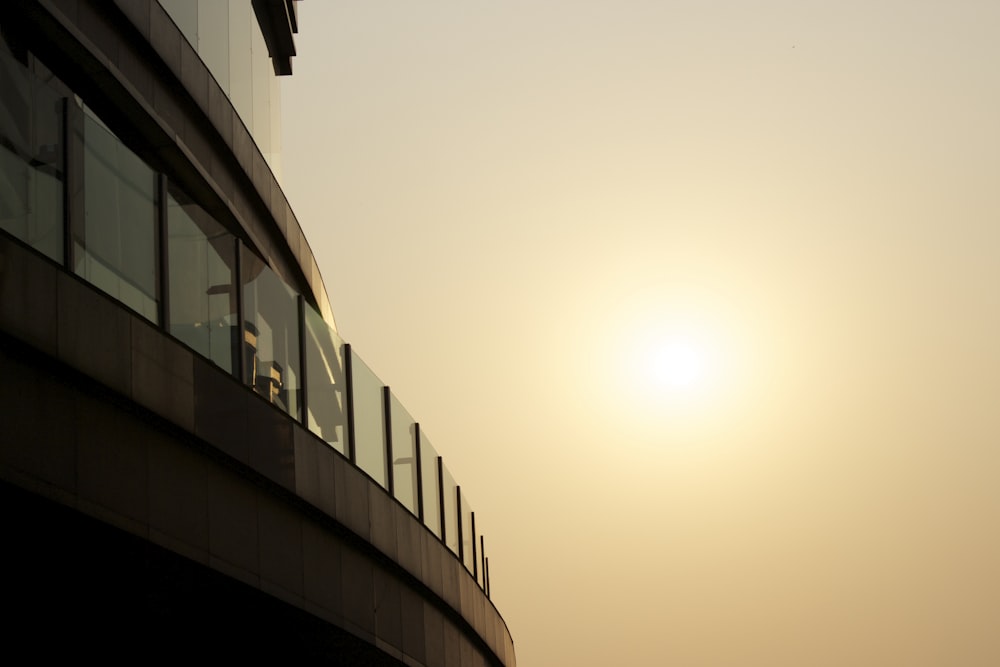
0,1,516,664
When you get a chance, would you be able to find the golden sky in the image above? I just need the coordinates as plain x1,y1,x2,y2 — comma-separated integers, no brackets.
282,2,1000,664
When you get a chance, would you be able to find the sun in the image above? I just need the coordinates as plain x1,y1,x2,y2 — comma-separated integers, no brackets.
647,339,707,392
609,305,740,420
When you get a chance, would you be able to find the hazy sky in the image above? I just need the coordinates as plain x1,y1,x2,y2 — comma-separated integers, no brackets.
282,2,1000,665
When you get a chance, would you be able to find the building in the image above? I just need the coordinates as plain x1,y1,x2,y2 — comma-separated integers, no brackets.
0,1,514,664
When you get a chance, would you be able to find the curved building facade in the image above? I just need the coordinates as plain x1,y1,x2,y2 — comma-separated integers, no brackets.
0,1,515,665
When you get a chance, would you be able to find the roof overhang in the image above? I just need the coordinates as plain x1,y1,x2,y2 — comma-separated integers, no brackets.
252,0,299,76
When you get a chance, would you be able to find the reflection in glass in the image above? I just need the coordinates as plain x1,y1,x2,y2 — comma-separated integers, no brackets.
461,491,475,574
0,47,63,261
242,248,301,419
304,304,347,454
350,350,387,488
389,392,418,515
167,184,237,373
76,108,158,322
442,462,459,556
419,434,442,538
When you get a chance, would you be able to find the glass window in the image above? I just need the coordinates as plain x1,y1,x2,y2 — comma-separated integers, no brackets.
241,248,301,420
304,304,347,455
0,46,64,261
389,392,418,515
441,462,459,556
349,350,388,488
419,434,441,537
75,107,158,322
167,183,237,373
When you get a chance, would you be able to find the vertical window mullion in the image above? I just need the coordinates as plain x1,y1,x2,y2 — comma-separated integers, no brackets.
344,343,356,464
383,385,394,494
297,294,307,423
471,511,478,581
60,97,70,269
437,456,445,545
235,239,246,383
456,486,464,563
415,423,424,522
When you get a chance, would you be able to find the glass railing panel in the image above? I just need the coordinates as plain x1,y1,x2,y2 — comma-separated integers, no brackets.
419,434,441,538
0,45,64,262
167,183,237,374
75,107,158,323
349,350,387,488
477,534,486,589
388,392,418,515
241,248,301,420
441,461,459,556
461,490,475,575
304,304,347,455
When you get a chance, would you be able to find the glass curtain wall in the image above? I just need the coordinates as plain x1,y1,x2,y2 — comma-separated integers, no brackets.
159,0,281,178
198,2,229,92
75,107,158,323
227,1,253,135
166,184,238,373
